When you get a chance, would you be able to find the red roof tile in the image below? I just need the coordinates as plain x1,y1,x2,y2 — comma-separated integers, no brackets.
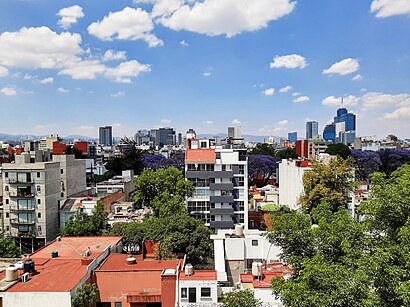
185,149,216,163
178,270,217,280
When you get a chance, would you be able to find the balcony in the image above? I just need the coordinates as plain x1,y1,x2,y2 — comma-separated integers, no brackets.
210,220,235,229
185,171,234,180
9,206,35,213
209,183,233,191
10,219,35,225
210,195,234,203
210,207,234,215
6,178,33,184
9,192,35,198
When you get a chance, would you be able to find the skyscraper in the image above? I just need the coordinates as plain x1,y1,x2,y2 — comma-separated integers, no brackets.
323,108,356,145
306,121,318,139
288,132,297,143
99,126,113,146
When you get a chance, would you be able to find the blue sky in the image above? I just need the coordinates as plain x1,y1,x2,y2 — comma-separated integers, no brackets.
0,0,409,139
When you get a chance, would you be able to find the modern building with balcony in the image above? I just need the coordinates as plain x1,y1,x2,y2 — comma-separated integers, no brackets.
185,136,248,230
0,153,86,252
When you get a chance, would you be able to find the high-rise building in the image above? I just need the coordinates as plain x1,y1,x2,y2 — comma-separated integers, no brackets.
288,132,297,143
99,126,113,146
150,128,176,148
323,124,336,143
185,138,248,230
323,108,356,145
306,121,318,139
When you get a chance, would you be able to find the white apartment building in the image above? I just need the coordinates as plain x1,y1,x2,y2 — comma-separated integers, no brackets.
185,137,248,230
0,152,86,251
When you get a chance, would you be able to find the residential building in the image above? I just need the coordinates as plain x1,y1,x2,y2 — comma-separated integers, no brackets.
0,236,122,307
178,268,218,306
134,129,152,146
306,121,318,139
96,170,135,202
99,126,113,146
296,138,328,159
185,137,248,230
288,132,297,143
1,153,86,251
39,135,59,151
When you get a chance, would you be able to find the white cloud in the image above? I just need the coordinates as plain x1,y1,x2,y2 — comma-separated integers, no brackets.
204,120,213,124
322,95,359,107
263,88,275,96
279,85,293,93
292,92,300,96
384,106,410,119
102,50,127,62
0,66,9,77
151,0,184,18
111,91,125,97
160,119,172,124
323,58,359,75
57,87,69,93
370,0,410,18
203,71,211,77
159,0,295,37
0,26,82,69
293,96,309,103
232,119,241,124
57,5,84,29
352,74,363,81
59,60,106,80
0,87,16,96
277,120,288,125
361,92,410,110
180,39,189,46
39,77,54,84
88,7,163,47
104,60,151,83
270,54,307,69
23,73,37,80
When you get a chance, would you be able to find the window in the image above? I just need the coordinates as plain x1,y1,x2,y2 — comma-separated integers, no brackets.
188,288,197,303
200,141,207,148
61,192,64,197
18,199,33,210
5,172,8,178
37,186,41,192
114,303,122,307
38,226,42,232
37,199,41,205
239,165,245,174
238,177,244,187
37,172,40,178
6,213,9,218
201,287,211,298
60,169,63,174
252,240,259,246
38,212,41,219
6,226,9,231
5,186,8,191
5,199,9,205
181,287,187,298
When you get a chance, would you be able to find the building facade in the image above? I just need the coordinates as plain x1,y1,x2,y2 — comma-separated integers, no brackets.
306,121,318,139
99,126,113,146
288,132,297,143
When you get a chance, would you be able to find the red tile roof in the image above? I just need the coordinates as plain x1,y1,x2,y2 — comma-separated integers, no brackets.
99,254,180,271
240,263,292,288
185,149,216,163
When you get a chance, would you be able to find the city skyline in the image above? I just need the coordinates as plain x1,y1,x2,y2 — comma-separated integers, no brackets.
0,1,409,139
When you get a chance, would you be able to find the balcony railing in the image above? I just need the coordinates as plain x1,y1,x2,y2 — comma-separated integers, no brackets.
10,219,35,225
9,192,35,198
6,178,33,184
9,206,35,213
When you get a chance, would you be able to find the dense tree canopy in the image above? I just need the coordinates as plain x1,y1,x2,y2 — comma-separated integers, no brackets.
0,232,21,257
221,286,262,307
248,143,276,156
378,149,410,175
248,154,280,185
141,153,185,172
71,283,99,307
106,148,144,175
351,150,381,181
276,146,298,159
133,167,193,217
325,143,351,159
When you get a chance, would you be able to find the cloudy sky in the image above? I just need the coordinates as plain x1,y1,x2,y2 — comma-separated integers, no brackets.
0,0,409,139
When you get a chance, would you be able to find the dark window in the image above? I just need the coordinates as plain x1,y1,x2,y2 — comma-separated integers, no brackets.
5,172,8,178
5,199,9,205
188,288,197,303
37,186,41,192
60,169,63,174
200,141,207,148
114,303,122,307
38,212,41,218
6,213,9,218
38,226,42,232
37,199,41,205
5,186,9,191
239,165,245,174
61,192,64,197
215,152,221,159
201,287,211,297
6,226,9,231
181,287,187,298
37,172,40,178
252,240,258,246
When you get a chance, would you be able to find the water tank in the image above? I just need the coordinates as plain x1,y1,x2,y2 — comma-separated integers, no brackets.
5,265,18,282
23,259,35,274
125,257,136,265
185,263,194,276
252,262,262,277
235,224,244,236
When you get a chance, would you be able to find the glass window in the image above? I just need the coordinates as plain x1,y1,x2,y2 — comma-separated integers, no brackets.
201,287,211,297
37,199,41,205
60,169,63,174
252,240,258,246
38,212,41,218
5,199,9,205
115,303,122,307
5,172,8,178
37,172,40,178
5,186,8,191
181,287,187,298
38,226,42,232
18,199,33,209
6,213,9,218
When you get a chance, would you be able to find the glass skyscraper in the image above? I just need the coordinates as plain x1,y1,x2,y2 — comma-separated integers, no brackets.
323,108,356,145
306,121,318,139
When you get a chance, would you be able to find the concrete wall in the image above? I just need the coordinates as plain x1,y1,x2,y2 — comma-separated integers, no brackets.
179,280,217,306
278,160,307,210
253,288,284,307
0,292,71,307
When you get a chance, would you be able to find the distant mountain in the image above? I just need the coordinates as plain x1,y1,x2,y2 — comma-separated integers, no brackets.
0,133,96,142
63,135,96,141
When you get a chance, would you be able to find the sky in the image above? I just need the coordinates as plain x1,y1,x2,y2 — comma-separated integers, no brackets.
0,0,409,139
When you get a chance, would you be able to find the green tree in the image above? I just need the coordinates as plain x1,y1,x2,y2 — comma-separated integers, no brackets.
221,286,262,307
72,283,99,307
62,201,108,236
249,143,276,156
300,156,356,213
276,147,298,159
0,232,21,257
325,143,351,159
133,167,193,217
105,148,144,175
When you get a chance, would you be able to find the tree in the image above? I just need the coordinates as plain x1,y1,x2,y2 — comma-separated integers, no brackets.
249,143,276,156
62,202,108,236
0,232,21,257
221,286,262,307
300,156,356,213
248,154,280,186
325,143,351,159
64,146,87,159
276,147,298,159
133,167,193,217
72,283,99,307
142,154,167,170
351,150,381,181
106,148,144,175
378,149,410,175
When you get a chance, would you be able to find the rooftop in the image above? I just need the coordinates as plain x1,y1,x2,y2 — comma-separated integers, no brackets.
185,148,216,163
178,270,217,281
99,254,180,272
240,263,292,289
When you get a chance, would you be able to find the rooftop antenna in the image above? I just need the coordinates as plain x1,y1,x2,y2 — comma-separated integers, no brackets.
341,97,344,108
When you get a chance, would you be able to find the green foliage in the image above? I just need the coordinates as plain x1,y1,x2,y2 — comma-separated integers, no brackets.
300,156,356,213
261,203,280,211
64,146,87,159
276,147,298,159
221,286,262,307
325,143,351,159
62,201,108,236
249,143,276,156
72,283,99,307
106,148,143,175
133,167,193,217
0,232,21,257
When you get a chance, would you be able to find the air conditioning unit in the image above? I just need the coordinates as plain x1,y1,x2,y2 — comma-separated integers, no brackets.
22,272,30,283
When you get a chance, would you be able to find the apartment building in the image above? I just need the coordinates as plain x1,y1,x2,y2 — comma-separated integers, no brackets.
185,137,248,230
0,153,86,251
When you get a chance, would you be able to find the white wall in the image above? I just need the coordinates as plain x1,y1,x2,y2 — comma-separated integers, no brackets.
278,160,307,210
0,292,71,307
254,288,284,307
179,280,218,306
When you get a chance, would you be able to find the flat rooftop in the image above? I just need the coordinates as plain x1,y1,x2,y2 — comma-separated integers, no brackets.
185,148,216,163
178,270,217,281
99,254,180,271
